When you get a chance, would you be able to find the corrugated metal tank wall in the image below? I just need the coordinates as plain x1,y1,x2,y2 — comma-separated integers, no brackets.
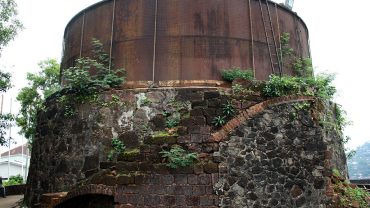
61,0,310,85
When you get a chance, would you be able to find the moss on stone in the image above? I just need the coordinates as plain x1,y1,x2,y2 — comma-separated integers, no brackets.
118,148,140,161
147,131,178,144
152,131,178,137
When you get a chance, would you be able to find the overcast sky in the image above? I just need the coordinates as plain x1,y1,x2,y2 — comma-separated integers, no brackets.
0,0,369,153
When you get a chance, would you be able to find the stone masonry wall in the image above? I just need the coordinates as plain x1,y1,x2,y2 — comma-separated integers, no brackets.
26,87,348,208
26,87,246,206
214,103,330,207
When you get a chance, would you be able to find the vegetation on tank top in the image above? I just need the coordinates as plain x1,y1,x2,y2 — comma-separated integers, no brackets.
55,39,126,117
221,67,254,82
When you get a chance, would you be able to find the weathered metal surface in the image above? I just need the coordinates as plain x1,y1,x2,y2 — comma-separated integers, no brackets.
61,0,310,85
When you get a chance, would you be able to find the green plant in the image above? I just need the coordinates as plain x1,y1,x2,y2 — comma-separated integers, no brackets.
0,0,23,55
166,117,180,128
346,149,356,160
332,168,341,177
141,97,151,106
331,169,370,208
293,57,313,77
63,39,125,94
58,39,126,117
63,104,76,117
279,32,294,59
289,102,312,120
231,84,254,95
340,186,370,208
318,103,351,137
212,115,226,127
278,32,294,69
293,102,311,111
262,74,336,100
306,74,336,99
0,113,13,146
222,67,254,82
3,174,23,186
15,59,60,143
107,137,126,161
152,131,178,137
160,145,198,169
1,1,24,147
222,101,236,117
262,75,301,97
334,104,351,132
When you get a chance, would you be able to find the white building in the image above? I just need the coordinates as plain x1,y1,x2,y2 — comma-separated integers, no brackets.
0,144,30,181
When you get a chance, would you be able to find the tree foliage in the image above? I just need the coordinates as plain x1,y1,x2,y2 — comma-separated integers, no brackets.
16,59,60,143
0,0,22,146
0,70,12,146
0,113,13,146
0,0,23,54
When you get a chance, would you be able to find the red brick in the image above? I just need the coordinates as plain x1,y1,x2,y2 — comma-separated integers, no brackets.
324,151,332,160
203,162,219,173
161,195,176,206
117,204,134,208
134,174,145,184
222,123,233,132
143,195,161,205
148,184,167,194
114,193,127,204
211,173,219,185
170,165,194,174
202,135,212,143
194,163,204,174
186,196,200,206
137,184,149,194
175,195,187,205
198,174,211,185
326,185,334,197
175,174,188,185
192,186,206,195
205,185,214,194
211,132,222,142
178,135,190,144
174,185,192,195
138,162,154,172
188,174,198,185
161,174,174,185
153,164,170,174
191,134,203,143
200,126,211,133
199,196,214,206
147,174,161,184
123,185,139,194
126,194,139,205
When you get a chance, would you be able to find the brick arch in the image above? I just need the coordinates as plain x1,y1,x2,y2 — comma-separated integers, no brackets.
54,184,115,208
210,95,315,142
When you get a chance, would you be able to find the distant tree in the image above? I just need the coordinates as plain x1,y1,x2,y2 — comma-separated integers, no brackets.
0,0,23,54
16,59,60,144
0,0,23,146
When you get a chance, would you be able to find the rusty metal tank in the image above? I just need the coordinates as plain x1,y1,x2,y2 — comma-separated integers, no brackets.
61,0,310,86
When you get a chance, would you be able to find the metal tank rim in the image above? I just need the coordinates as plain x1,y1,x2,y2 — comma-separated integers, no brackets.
62,0,309,45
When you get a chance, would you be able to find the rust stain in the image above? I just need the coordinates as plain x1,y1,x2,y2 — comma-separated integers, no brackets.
61,0,310,85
